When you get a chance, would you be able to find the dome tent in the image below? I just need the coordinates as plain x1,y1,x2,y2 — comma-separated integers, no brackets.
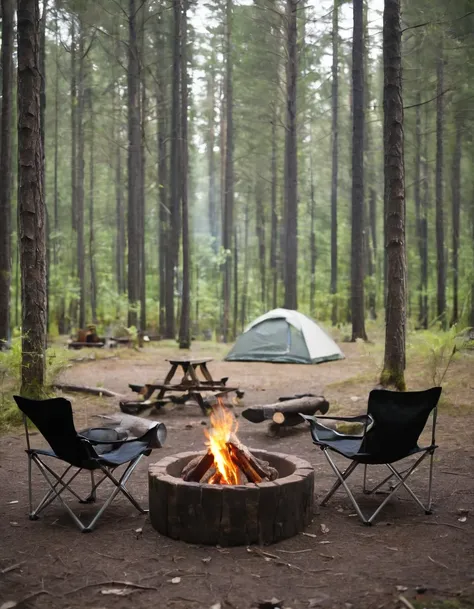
225,308,344,364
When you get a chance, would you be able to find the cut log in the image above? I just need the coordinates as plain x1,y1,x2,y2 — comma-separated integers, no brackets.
54,383,124,398
242,396,329,426
93,413,167,448
228,443,262,483
182,450,214,482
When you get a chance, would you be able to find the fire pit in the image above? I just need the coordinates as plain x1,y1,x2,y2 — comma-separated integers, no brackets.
148,403,314,545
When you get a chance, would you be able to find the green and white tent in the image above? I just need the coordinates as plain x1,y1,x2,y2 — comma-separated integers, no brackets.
225,308,344,364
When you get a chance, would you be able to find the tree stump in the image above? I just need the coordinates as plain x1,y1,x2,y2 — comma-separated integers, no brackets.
149,450,314,546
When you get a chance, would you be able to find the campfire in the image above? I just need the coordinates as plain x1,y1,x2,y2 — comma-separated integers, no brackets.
181,401,278,484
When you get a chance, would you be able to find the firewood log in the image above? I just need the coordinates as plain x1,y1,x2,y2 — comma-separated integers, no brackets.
228,443,262,483
242,396,329,426
182,450,214,482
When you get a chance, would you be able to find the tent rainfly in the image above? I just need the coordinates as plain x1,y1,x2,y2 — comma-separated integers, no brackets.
225,308,344,364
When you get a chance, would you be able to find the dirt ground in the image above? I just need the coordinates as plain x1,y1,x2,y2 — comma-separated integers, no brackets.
1,340,473,609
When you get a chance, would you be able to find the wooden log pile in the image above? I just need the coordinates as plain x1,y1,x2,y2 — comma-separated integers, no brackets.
181,442,278,485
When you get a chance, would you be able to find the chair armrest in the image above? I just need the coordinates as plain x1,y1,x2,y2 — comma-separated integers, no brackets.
300,413,373,443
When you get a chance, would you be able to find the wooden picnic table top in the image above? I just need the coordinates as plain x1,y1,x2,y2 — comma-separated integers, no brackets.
165,357,214,365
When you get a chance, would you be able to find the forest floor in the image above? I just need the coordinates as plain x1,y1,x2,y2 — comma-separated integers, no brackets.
1,329,474,609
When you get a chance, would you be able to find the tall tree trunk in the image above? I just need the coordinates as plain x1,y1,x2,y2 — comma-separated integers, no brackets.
450,114,461,326
114,99,125,295
233,227,238,339
127,0,141,328
70,17,77,232
435,45,446,328
0,0,14,346
330,0,339,325
76,21,86,329
40,0,48,330
53,5,59,266
88,86,97,323
414,77,423,327
284,0,298,311
167,0,182,339
139,4,146,332
351,0,367,341
18,0,47,394
380,0,406,390
420,105,430,328
222,0,234,342
255,179,266,307
179,0,191,349
270,107,278,309
207,61,218,248
470,198,474,327
240,199,250,331
309,148,316,316
155,22,168,337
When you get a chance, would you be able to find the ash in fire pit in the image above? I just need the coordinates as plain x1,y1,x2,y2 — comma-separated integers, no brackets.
149,403,314,546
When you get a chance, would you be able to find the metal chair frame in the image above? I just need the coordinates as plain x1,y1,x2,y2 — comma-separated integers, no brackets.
17,397,159,533
303,388,440,526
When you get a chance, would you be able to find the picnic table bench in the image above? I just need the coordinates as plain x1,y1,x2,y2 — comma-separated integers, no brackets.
123,357,243,415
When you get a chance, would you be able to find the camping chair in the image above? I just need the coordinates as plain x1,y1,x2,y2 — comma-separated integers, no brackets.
302,387,442,525
14,395,167,532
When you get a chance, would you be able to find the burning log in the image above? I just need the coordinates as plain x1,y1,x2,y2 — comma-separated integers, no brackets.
183,450,215,482
242,396,329,427
228,443,262,483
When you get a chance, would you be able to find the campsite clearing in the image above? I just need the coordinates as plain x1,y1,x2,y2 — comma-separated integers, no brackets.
0,337,473,609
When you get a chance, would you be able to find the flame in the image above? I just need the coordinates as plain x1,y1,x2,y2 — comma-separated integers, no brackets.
204,400,240,485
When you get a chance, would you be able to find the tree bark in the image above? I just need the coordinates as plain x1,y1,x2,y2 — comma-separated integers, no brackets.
53,5,59,266
139,3,146,332
0,0,14,346
380,0,406,390
414,73,423,327
18,0,47,394
179,0,191,349
450,114,461,326
420,105,429,329
351,0,367,342
88,86,97,323
76,20,86,329
240,199,249,331
127,0,141,328
70,17,77,232
270,107,278,309
435,44,446,328
255,179,266,307
283,0,298,311
207,59,218,248
155,18,168,337
330,0,339,325
222,0,234,342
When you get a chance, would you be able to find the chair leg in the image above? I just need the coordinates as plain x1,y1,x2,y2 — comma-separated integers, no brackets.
366,453,431,524
84,455,146,532
27,455,36,519
320,453,369,524
31,461,83,518
426,450,435,514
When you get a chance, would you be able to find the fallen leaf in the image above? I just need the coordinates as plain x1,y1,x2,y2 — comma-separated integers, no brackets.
0,601,18,609
9,522,19,527
396,585,408,592
210,604,221,609
135,528,143,534
171,577,181,584
350,396,360,402
320,524,330,534
202,557,212,563
458,516,467,523
101,588,135,596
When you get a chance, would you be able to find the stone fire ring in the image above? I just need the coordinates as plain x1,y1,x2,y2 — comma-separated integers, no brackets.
149,450,314,546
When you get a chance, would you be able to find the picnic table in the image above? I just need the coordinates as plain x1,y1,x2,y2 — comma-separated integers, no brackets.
125,357,243,415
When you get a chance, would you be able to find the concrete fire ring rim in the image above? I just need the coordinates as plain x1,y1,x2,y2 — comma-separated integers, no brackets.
148,449,315,546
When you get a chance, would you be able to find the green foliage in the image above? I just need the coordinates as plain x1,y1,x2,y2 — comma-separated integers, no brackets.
406,325,470,386
0,337,72,429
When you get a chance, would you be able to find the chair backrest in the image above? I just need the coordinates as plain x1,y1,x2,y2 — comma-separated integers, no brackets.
360,387,442,462
14,395,91,467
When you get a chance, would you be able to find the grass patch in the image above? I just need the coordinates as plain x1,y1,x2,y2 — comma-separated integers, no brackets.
412,598,474,609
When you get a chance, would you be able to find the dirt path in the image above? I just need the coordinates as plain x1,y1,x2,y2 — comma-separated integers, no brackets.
1,342,473,609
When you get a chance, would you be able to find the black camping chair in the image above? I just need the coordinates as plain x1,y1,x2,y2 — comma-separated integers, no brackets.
14,395,167,533
302,387,442,525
